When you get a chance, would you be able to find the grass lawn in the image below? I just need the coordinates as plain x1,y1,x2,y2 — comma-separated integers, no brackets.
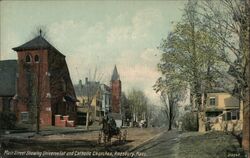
178,131,246,158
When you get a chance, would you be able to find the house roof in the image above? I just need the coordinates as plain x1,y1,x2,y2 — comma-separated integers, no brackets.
111,65,120,81
12,35,65,57
207,88,226,93
74,81,100,98
100,84,111,93
0,60,17,96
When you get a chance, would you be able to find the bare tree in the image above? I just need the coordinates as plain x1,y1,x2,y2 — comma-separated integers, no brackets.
127,89,148,125
160,92,179,131
76,67,103,130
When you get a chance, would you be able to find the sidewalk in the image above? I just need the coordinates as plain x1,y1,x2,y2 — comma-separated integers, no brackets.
0,127,164,152
0,125,101,140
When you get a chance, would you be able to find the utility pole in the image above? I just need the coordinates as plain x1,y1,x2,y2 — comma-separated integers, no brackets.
86,78,89,130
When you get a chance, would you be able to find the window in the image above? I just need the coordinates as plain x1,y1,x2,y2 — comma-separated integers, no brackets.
226,112,231,120
20,112,29,122
105,95,108,105
2,97,11,112
223,110,239,121
231,110,237,120
25,55,32,63
209,97,216,106
34,55,40,63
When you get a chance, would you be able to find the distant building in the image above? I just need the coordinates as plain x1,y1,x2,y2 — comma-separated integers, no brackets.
0,60,17,113
100,84,111,115
74,78,103,124
11,34,77,128
74,66,122,126
205,92,243,132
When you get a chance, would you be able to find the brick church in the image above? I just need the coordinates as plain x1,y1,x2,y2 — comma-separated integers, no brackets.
0,34,78,128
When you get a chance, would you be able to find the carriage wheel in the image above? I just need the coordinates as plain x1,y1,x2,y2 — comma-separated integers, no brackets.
103,133,107,144
97,131,102,144
118,132,122,142
123,130,127,142
108,134,112,144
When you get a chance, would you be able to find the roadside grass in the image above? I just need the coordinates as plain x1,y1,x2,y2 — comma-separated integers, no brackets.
178,131,246,158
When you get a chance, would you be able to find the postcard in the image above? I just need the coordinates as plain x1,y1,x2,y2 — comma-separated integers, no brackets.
0,0,249,158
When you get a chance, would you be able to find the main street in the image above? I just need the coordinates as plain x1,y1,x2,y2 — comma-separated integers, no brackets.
0,127,165,157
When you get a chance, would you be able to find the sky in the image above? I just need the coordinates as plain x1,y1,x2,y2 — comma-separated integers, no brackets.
0,0,186,105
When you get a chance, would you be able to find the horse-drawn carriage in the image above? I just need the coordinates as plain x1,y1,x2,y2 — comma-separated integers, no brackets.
97,115,127,144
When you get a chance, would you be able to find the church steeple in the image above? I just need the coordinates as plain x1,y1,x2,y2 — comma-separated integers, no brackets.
110,65,121,114
111,65,120,81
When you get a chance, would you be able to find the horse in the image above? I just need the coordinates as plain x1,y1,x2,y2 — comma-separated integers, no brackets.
98,116,121,144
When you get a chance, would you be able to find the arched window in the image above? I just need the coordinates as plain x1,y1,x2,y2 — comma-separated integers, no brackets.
34,55,40,63
25,55,32,63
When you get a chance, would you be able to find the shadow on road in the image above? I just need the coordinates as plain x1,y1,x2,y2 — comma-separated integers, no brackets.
1,138,135,152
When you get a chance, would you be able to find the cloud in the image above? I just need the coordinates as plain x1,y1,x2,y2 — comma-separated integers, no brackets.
106,26,132,44
114,48,161,104
22,8,165,105
0,0,187,105
132,8,163,39
0,32,21,59
106,8,164,45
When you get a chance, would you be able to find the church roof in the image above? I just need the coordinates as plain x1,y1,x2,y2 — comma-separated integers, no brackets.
12,35,65,57
111,65,120,81
0,60,17,96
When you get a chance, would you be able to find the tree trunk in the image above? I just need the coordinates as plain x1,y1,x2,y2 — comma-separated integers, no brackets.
168,121,172,131
198,112,206,132
194,84,206,132
242,100,249,152
168,104,172,131
197,92,206,132
86,111,89,130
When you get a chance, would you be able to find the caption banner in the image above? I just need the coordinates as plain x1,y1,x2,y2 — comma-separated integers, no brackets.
1,150,146,158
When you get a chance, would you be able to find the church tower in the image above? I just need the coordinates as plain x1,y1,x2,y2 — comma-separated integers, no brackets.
111,65,121,114
13,34,52,126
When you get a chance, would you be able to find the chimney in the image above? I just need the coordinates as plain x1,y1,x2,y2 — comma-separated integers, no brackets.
79,80,82,86
85,77,88,84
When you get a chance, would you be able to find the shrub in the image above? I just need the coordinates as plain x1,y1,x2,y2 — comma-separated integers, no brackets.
181,112,198,131
0,112,17,130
